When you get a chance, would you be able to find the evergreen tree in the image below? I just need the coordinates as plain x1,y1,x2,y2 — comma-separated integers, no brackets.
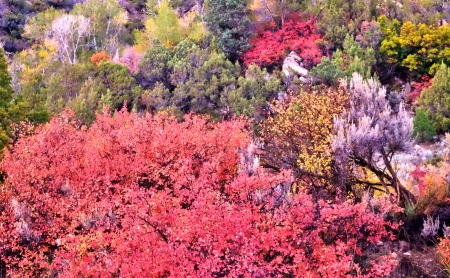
310,0,371,45
43,63,89,114
140,41,280,119
310,35,376,84
205,0,250,61
309,57,345,85
418,63,450,132
93,61,142,110
413,108,436,142
233,65,281,119
0,48,15,151
137,41,173,90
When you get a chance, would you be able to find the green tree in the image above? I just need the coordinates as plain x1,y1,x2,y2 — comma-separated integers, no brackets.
309,57,345,85
310,0,371,45
138,40,280,119
0,48,15,150
139,82,172,112
0,49,47,152
67,77,100,125
413,108,436,142
310,35,376,84
342,35,376,78
144,0,184,48
137,41,173,90
418,63,450,132
24,7,64,42
135,1,205,51
205,0,250,60
93,61,142,110
14,81,51,125
173,50,240,118
232,65,281,119
43,63,90,114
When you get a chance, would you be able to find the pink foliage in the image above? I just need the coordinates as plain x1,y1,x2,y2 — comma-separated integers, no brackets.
243,18,323,68
120,46,142,74
0,109,399,277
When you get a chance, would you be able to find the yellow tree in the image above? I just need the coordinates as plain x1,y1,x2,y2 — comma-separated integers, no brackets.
14,39,59,85
380,16,450,74
136,0,205,50
260,87,349,196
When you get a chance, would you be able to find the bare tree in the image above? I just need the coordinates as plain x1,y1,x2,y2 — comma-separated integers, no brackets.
71,0,128,56
48,14,90,64
332,73,416,205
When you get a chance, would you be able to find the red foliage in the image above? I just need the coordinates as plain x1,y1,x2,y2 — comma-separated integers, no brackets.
120,46,142,74
410,165,428,196
407,74,432,102
438,236,450,272
243,18,323,68
91,51,111,66
0,109,399,277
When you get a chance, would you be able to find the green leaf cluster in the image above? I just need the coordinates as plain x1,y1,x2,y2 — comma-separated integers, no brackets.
136,0,205,51
418,63,450,132
205,0,250,60
413,108,435,142
310,35,376,84
138,39,281,119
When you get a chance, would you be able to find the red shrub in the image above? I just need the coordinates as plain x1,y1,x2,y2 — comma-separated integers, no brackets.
410,165,428,196
243,18,323,68
0,109,399,277
439,236,450,274
407,74,432,102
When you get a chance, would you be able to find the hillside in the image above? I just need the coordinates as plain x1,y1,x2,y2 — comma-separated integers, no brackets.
0,0,450,276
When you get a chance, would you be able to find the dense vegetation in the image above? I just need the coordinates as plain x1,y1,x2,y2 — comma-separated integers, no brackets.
0,0,450,276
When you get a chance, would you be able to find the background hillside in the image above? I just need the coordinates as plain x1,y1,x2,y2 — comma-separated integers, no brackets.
1,0,450,276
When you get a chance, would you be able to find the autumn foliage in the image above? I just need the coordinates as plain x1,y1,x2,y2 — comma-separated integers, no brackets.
260,87,349,196
243,18,323,67
0,109,400,277
438,236,450,275
409,165,449,215
407,74,432,102
120,46,142,74
90,51,111,66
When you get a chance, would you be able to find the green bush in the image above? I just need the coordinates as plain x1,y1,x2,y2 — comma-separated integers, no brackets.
413,108,436,142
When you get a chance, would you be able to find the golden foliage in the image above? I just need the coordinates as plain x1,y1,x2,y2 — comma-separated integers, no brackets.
138,0,205,50
16,39,59,83
260,87,349,191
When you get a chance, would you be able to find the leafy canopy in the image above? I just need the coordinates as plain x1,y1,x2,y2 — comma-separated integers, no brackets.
0,109,400,277
243,18,323,68
418,63,450,132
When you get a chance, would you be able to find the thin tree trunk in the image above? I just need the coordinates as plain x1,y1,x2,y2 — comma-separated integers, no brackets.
380,148,417,205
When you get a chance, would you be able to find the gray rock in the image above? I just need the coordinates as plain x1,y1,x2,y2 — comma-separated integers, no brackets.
282,51,309,78
299,76,310,84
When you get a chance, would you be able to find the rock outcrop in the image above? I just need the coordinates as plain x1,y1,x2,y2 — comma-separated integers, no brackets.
282,51,310,83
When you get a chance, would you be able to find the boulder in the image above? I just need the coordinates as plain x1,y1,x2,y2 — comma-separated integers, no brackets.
282,51,309,78
299,76,309,84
